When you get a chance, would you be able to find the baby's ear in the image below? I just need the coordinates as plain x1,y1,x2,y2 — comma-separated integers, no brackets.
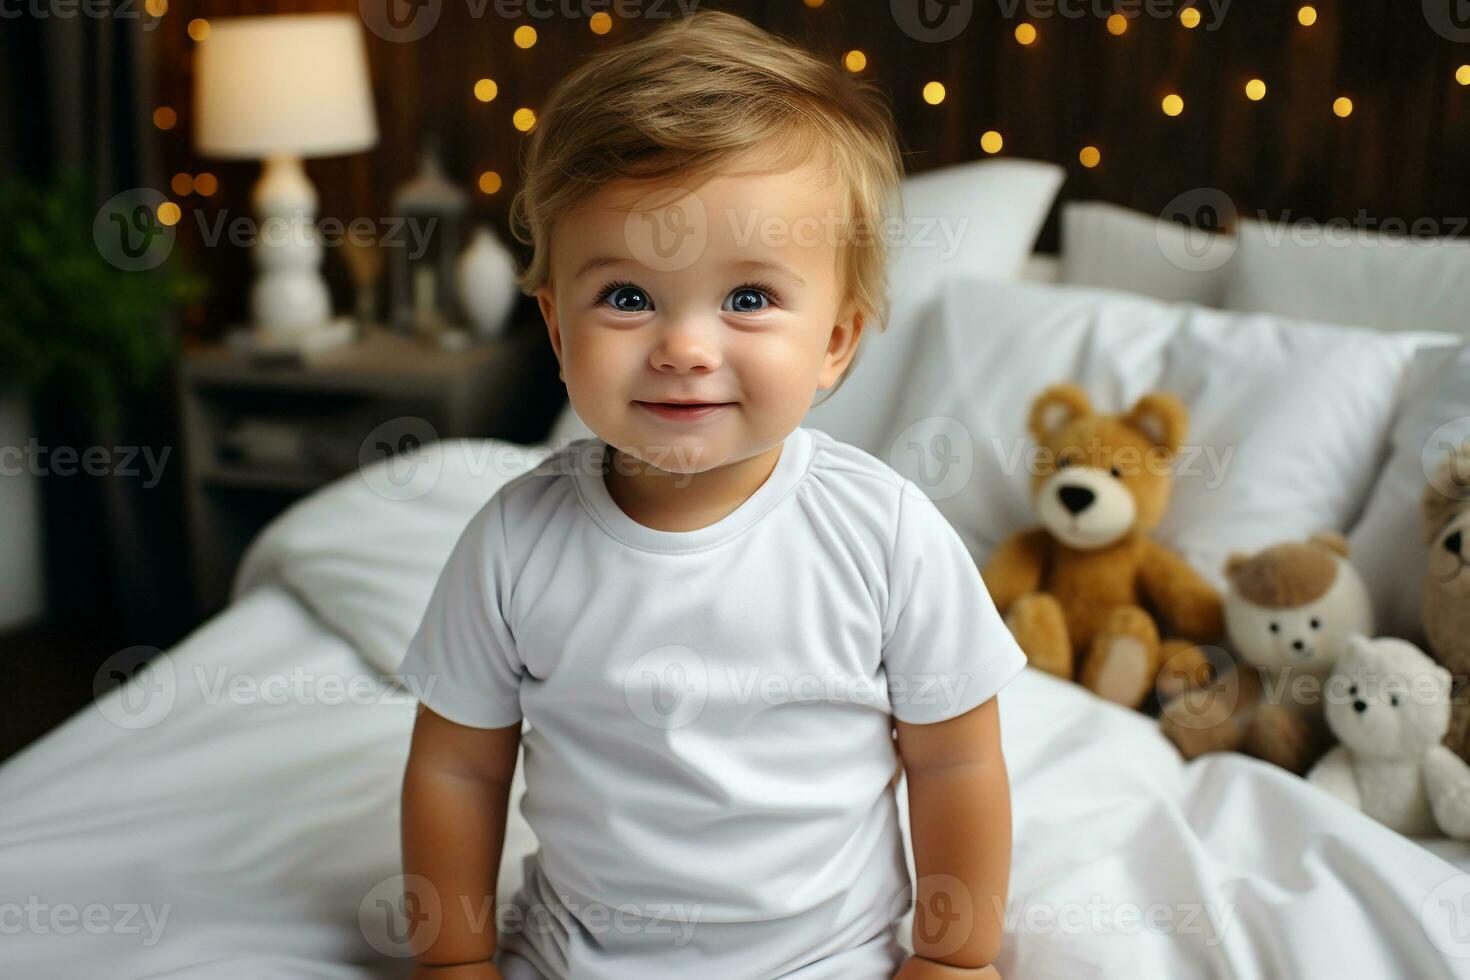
1126,391,1188,456
1029,384,1092,442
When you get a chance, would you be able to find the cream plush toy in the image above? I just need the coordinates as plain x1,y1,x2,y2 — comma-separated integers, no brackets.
1308,635,1470,839
1160,533,1372,774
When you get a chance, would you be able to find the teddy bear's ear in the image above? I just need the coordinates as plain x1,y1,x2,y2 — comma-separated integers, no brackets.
1028,384,1092,442
1126,392,1188,456
1422,445,1470,543
1309,531,1350,557
1223,552,1251,578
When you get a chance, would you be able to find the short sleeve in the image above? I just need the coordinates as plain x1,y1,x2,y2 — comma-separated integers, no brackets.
396,494,524,729
881,481,1028,725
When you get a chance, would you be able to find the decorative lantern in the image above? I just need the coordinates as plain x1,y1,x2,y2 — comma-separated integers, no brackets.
388,138,469,338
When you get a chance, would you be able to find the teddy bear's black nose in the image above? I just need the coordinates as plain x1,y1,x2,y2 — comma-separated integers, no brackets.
1058,485,1095,515
1446,530,1463,556
1353,699,1368,714
1291,640,1306,652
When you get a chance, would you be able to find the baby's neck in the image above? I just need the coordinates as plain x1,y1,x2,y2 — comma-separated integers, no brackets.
603,441,784,532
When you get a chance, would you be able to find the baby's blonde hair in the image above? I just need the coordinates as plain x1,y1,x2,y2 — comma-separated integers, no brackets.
509,10,905,396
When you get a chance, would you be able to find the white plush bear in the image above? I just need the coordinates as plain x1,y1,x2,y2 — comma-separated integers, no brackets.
1308,635,1470,839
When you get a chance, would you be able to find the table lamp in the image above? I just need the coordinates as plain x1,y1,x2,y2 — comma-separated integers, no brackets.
194,13,378,347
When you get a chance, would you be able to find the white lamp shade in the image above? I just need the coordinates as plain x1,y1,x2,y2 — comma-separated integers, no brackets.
194,13,378,159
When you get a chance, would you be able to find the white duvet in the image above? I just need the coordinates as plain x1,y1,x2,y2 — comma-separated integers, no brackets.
3,437,1468,979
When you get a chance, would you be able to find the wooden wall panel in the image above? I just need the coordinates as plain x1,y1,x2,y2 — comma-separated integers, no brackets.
148,0,1470,328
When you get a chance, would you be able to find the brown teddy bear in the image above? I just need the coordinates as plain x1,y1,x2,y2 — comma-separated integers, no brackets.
1423,444,1470,765
1159,533,1373,774
983,384,1224,708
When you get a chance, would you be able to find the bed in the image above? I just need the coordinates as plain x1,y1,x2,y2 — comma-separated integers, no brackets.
6,165,1470,978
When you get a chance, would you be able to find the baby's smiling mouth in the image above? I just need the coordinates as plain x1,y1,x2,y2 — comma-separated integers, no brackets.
633,400,736,421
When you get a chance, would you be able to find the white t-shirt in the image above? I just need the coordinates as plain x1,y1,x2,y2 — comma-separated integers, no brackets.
398,425,1027,980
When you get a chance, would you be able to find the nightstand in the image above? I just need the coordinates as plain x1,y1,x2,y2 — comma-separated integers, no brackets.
179,323,563,613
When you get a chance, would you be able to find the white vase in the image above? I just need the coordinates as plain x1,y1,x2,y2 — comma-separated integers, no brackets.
455,225,518,339
0,394,44,630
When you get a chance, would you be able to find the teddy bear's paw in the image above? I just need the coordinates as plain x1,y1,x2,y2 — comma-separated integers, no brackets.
1086,635,1155,707
1424,746,1470,840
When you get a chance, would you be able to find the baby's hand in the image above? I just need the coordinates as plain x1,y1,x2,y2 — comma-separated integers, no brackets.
893,955,1002,980
411,961,505,980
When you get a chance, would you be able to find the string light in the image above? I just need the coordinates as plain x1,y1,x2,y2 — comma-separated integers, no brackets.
187,17,209,41
1333,96,1353,118
1458,65,1470,86
1297,6,1317,27
923,81,946,105
478,171,503,194
513,108,537,131
152,106,177,130
980,131,1004,154
1179,7,1201,28
589,12,612,34
194,173,218,196
1079,146,1101,168
171,173,193,196
844,50,867,72
803,0,825,7
1106,14,1128,35
144,0,166,15
474,78,498,102
1162,93,1184,116
514,25,537,48
157,202,181,227
1015,23,1037,45
1245,79,1267,101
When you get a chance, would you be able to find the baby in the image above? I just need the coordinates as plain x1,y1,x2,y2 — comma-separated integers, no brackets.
398,11,1025,980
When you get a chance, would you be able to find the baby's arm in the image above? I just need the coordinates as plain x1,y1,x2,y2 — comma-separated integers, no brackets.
892,697,1008,980
401,705,522,980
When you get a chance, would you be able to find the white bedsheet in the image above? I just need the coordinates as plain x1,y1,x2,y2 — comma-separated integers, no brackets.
3,440,1469,979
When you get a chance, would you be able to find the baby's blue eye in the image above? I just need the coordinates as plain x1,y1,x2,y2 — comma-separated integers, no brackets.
724,286,773,314
600,283,652,313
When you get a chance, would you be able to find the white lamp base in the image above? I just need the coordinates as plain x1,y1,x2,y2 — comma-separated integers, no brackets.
250,154,333,342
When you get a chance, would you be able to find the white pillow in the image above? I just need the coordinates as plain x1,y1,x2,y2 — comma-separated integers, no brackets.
551,159,1067,457
1349,338,1468,641
233,438,552,674
887,158,1065,307
1225,216,1470,336
877,279,1429,589
1061,200,1233,307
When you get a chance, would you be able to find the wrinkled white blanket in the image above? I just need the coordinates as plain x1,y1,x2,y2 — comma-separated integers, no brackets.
2,439,1467,979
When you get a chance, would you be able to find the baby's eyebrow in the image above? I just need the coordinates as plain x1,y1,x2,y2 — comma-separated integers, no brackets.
730,258,806,286
573,255,631,280
571,255,806,286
